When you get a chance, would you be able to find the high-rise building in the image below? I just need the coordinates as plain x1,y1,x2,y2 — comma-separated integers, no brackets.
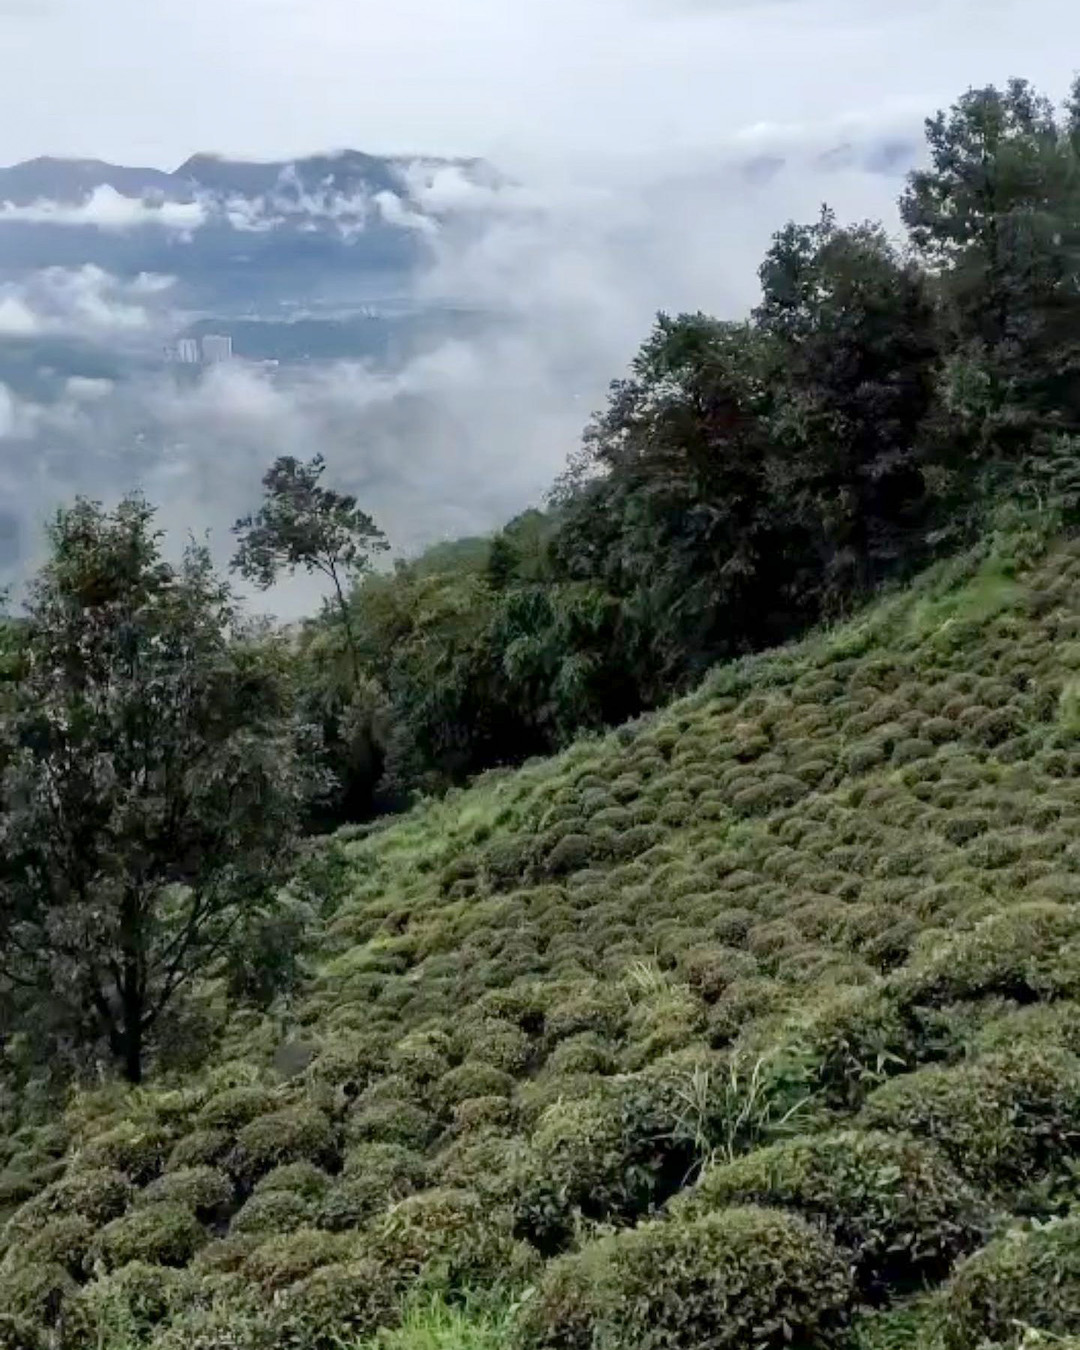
201,334,233,363
176,338,200,364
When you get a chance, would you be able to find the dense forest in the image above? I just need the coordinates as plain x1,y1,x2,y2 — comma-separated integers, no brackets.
3,74,1080,1350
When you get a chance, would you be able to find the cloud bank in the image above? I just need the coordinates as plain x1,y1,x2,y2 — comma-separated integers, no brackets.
0,265,176,337
0,119,921,617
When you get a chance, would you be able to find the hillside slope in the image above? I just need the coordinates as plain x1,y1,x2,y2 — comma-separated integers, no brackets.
5,512,1080,1349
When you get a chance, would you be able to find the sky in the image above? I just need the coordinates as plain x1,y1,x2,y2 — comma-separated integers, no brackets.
0,0,1077,169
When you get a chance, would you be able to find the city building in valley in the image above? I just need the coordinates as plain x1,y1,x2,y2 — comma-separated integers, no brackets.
201,334,233,363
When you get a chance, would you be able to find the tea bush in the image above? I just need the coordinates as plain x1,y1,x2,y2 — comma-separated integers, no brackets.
937,1217,1080,1349
514,1206,854,1350
137,1167,234,1220
678,1129,985,1291
233,1107,338,1183
91,1203,207,1271
860,1046,1080,1192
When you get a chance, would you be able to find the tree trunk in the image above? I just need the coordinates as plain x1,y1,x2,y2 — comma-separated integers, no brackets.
123,1012,143,1085
120,891,145,1084
330,565,361,684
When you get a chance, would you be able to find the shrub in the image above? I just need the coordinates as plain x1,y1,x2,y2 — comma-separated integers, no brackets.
937,1216,1080,1350
543,834,595,877
268,1258,400,1350
679,946,760,1002
435,1062,515,1111
798,987,919,1110
860,1046,1080,1192
306,1033,389,1097
678,1129,985,1292
509,1094,649,1251
895,902,1080,1008
390,1030,454,1086
545,986,624,1043
92,1203,206,1271
137,1167,234,1220
253,1162,332,1202
0,1316,42,1350
451,1096,514,1133
458,1018,534,1073
369,1188,534,1292
546,1034,616,1077
165,1129,231,1173
62,1262,190,1349
233,1107,338,1183
230,1189,314,1236
2,1214,93,1280
0,1264,76,1329
347,1098,438,1151
515,1206,854,1350
2,1168,134,1245
0,1160,59,1212
80,1123,170,1184
191,1234,261,1275
197,1086,278,1133
241,1228,356,1292
319,1143,427,1231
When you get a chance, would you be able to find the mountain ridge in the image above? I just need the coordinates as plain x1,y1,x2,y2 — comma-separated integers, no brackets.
0,150,492,207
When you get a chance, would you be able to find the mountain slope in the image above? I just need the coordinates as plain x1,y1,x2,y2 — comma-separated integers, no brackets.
4,512,1080,1348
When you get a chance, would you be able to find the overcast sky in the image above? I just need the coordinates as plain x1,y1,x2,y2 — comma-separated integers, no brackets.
0,0,1078,169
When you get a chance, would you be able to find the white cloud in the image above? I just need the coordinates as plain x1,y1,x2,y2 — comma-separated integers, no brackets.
0,185,206,233
0,265,176,337
0,294,40,334
65,376,115,399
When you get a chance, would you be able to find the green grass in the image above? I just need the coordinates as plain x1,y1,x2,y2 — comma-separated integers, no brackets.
360,1292,522,1350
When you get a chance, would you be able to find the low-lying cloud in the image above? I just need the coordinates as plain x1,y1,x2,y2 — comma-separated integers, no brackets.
0,264,176,337
1,118,921,617
0,185,207,232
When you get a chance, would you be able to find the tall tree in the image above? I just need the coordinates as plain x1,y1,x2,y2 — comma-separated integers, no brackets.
756,211,939,600
0,498,312,1082
232,455,389,678
901,79,1080,442
551,313,787,692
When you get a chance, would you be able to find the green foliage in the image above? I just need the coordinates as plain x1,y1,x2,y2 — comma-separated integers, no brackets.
12,92,1080,1344
232,452,389,683
267,1257,401,1350
515,1206,854,1350
860,1047,1080,1192
937,1217,1080,1349
63,1262,192,1349
241,1228,356,1292
252,1162,332,1202
679,1129,985,1291
80,1124,171,1185
229,1189,314,1236
355,1292,521,1350
369,1188,534,1292
2,1214,93,1279
137,1167,234,1220
197,1086,278,1133
0,1264,76,1329
2,1168,133,1241
233,1107,338,1183
91,1203,206,1271
0,496,314,1083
